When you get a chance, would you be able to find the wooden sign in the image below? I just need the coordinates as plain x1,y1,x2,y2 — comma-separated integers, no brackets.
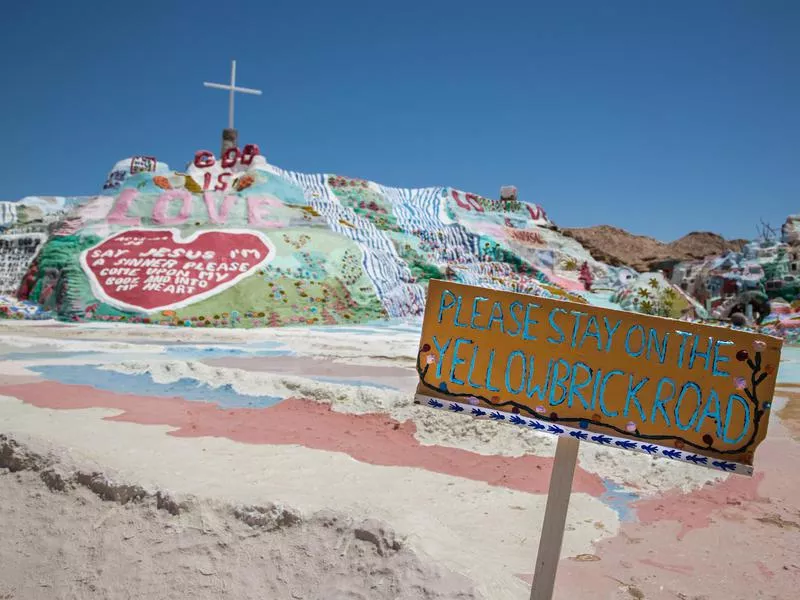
415,280,783,476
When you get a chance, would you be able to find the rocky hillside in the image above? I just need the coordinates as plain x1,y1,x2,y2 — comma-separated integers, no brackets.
562,225,748,272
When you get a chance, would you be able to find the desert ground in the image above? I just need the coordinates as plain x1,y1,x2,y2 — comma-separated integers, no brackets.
1,319,799,600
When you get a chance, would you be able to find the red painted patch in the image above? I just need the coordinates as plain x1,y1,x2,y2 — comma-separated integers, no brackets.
756,561,775,579
638,558,694,575
0,381,605,497
633,470,767,540
81,229,273,312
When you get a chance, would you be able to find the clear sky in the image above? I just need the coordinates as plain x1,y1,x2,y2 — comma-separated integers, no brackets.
2,0,798,241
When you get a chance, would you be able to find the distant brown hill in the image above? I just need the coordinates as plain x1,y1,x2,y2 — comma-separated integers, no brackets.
561,225,748,272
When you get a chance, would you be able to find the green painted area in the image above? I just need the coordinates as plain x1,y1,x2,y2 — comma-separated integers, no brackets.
328,176,401,232
163,228,386,328
25,224,385,328
28,235,101,317
387,232,445,282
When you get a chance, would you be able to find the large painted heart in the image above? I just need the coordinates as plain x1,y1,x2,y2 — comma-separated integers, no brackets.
80,228,275,312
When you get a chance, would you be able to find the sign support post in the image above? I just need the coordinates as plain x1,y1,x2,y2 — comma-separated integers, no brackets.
529,435,580,600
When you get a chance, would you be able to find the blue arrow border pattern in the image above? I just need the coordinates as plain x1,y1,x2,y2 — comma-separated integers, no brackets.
414,393,753,476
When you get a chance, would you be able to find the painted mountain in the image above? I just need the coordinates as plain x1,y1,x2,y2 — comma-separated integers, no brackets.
0,146,698,327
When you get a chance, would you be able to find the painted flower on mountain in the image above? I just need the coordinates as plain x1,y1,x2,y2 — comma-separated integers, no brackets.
235,174,255,191
426,354,437,365
153,176,172,190
753,340,767,352
734,377,747,390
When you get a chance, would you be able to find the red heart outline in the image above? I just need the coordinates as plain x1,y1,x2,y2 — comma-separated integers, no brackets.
80,228,275,313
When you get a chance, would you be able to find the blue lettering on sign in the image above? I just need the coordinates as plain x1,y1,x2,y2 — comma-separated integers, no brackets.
507,301,524,336
522,302,539,340
711,340,734,377
432,335,452,379
579,316,602,351
674,381,702,431
624,374,648,421
485,348,501,392
429,287,761,456
675,330,693,368
448,338,472,385
487,301,505,333
590,368,603,410
624,325,645,358
437,290,457,324
650,376,676,427
723,394,752,444
527,356,555,402
695,388,723,439
568,361,593,409
646,329,669,364
689,336,713,371
598,369,624,417
602,317,622,352
467,344,482,389
469,297,488,330
569,311,588,348
548,359,571,406
453,294,470,328
504,350,527,394
547,308,566,344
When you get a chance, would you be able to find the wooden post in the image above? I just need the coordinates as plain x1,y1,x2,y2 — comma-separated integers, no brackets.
529,435,580,600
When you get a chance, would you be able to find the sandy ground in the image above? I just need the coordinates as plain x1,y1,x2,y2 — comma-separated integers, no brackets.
1,319,799,599
0,438,478,600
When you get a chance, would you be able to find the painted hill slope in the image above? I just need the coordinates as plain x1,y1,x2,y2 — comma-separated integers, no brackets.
0,147,634,327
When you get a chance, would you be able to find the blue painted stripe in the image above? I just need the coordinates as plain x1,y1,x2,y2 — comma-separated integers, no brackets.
30,364,284,409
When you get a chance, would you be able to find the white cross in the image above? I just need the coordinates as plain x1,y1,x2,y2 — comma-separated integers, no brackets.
203,60,262,130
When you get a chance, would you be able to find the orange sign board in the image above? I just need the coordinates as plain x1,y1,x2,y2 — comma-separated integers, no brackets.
415,280,783,476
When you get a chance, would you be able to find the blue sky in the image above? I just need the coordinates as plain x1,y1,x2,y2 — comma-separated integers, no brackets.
2,1,798,241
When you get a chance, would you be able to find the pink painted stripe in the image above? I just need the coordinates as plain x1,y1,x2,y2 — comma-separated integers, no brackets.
0,381,606,497
632,470,766,540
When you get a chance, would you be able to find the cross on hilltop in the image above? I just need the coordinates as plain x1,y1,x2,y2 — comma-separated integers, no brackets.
203,60,262,156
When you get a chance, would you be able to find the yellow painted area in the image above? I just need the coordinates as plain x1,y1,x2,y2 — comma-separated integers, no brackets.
416,280,783,466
